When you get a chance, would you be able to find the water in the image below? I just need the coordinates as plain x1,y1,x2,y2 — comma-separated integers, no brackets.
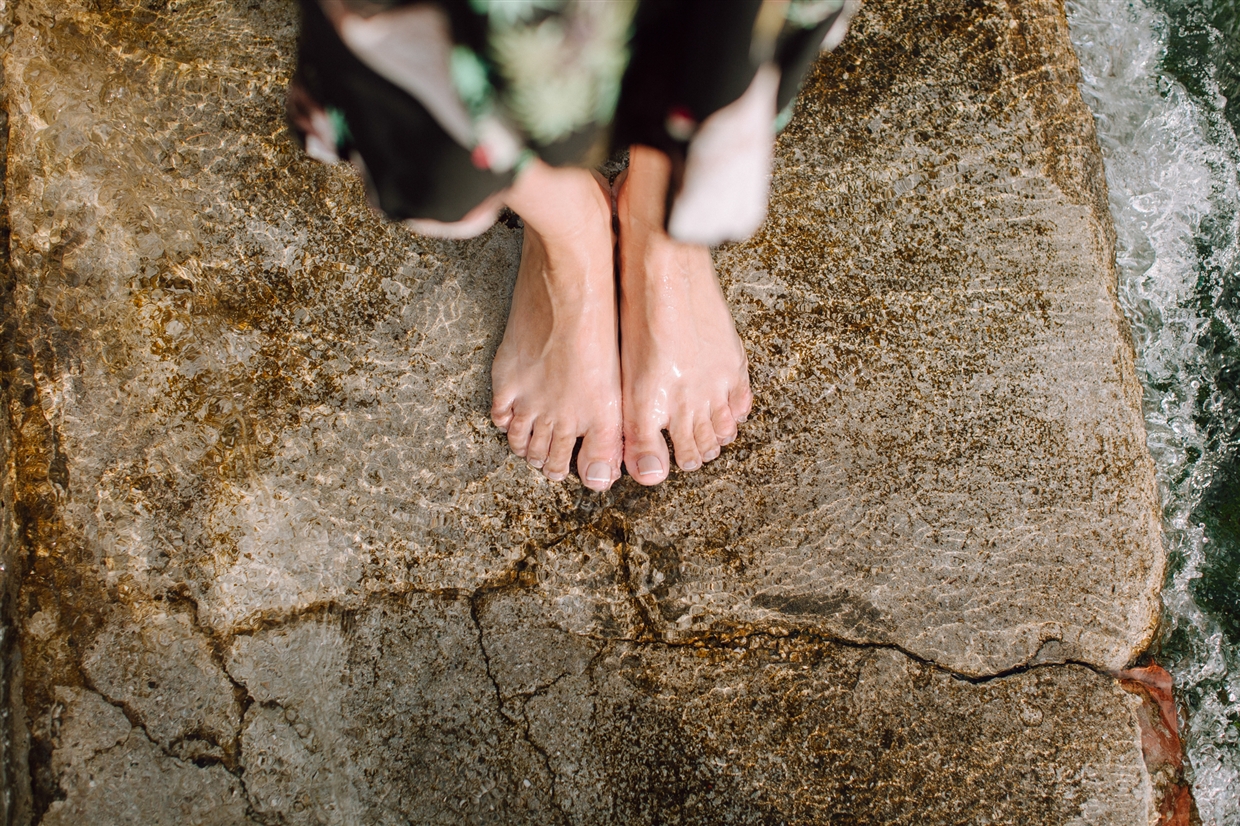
1065,0,1240,821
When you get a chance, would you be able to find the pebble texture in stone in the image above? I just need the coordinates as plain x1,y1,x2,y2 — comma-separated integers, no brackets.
0,0,1166,822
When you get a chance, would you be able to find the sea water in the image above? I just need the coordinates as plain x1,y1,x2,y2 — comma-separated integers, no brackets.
1065,0,1240,821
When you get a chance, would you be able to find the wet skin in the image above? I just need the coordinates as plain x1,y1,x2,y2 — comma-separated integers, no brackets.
615,146,753,486
490,162,624,491
490,148,752,490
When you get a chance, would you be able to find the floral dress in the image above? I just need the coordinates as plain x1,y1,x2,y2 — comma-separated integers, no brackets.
288,0,855,236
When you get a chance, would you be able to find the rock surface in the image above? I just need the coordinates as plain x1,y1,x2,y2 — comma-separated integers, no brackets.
0,0,1168,823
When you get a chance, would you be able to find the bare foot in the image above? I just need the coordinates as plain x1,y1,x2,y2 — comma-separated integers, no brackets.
490,161,623,491
616,145,754,485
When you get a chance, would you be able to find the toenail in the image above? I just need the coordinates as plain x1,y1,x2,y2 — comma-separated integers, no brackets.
585,462,612,483
637,455,663,477
545,469,566,482
704,447,720,461
680,459,701,471
528,457,544,469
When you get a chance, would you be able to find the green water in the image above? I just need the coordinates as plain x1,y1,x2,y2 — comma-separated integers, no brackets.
1156,0,1240,649
1144,0,1240,817
1162,0,1240,133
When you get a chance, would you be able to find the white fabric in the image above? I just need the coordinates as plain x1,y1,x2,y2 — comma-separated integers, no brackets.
303,108,342,164
821,0,860,52
403,195,505,240
668,63,780,246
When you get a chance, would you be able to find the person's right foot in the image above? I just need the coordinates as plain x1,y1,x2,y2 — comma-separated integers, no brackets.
491,163,623,491
616,146,753,486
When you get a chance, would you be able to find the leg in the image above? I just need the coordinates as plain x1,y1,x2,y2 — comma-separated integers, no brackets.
616,145,754,486
490,160,623,492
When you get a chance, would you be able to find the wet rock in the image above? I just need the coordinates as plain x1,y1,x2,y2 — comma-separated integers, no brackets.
220,592,1153,825
82,607,239,761
42,688,253,826
340,593,556,825
239,706,351,826
575,643,1149,825
0,0,1171,821
475,589,600,701
1,0,1160,678
226,617,362,825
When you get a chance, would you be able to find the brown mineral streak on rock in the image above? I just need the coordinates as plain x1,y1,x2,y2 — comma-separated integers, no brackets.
1118,665,1200,826
0,0,1174,822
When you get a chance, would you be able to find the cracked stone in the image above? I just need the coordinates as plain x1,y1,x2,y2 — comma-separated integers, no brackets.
0,0,1175,821
522,674,603,821
41,688,254,826
341,593,557,825
475,590,600,701
52,591,1154,824
240,705,355,826
81,607,240,759
227,616,362,825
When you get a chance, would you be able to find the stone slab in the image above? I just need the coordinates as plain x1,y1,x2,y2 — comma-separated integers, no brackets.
20,591,1166,825
40,591,1157,825
2,0,1161,678
0,0,1168,822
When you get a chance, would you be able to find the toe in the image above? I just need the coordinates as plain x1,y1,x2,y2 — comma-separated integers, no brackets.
578,425,622,492
505,415,534,458
624,423,670,486
669,417,703,472
525,419,553,469
729,383,754,423
711,402,739,446
542,427,577,482
491,398,515,432
694,415,721,464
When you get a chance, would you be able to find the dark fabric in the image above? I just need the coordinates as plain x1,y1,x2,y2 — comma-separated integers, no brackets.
294,0,513,222
612,0,764,158
774,9,847,112
291,0,842,224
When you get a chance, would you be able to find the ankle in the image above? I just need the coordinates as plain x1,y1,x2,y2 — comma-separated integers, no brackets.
505,161,610,244
619,145,674,231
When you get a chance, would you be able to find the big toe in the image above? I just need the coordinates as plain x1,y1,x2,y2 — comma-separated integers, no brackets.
624,424,670,486
577,428,622,492
491,398,515,432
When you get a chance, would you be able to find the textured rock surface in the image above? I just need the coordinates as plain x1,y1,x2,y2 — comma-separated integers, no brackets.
0,2,32,820
41,687,253,826
0,0,1167,822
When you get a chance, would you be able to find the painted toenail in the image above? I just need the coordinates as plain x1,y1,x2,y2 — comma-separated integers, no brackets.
704,447,720,461
637,455,663,477
585,462,612,483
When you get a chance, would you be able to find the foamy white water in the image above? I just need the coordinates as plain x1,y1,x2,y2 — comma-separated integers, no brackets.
1066,0,1240,822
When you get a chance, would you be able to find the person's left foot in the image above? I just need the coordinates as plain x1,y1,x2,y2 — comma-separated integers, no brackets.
615,147,753,486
